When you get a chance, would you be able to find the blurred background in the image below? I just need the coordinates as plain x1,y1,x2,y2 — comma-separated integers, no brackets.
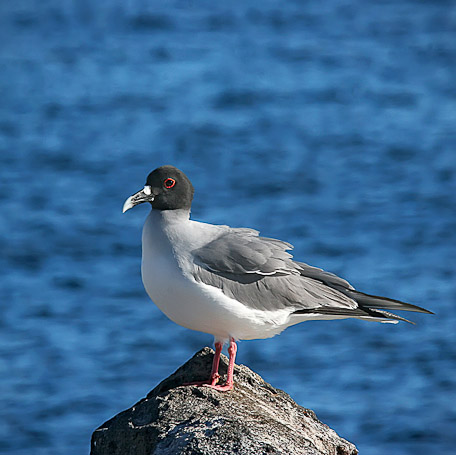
1,1,455,454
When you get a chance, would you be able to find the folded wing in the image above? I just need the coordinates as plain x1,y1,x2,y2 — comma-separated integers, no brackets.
192,228,432,322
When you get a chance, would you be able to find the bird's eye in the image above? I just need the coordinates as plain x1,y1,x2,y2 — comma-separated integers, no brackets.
164,178,176,189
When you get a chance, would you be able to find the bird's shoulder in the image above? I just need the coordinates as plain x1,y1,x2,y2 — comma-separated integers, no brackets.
191,224,297,276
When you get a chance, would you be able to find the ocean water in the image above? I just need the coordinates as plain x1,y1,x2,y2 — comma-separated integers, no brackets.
1,1,455,454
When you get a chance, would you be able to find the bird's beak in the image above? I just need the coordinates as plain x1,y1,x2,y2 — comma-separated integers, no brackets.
122,186,154,213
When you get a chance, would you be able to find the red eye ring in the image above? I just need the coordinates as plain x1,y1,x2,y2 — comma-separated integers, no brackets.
163,178,176,189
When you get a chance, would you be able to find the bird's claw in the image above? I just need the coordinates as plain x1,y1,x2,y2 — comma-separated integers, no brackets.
184,372,220,387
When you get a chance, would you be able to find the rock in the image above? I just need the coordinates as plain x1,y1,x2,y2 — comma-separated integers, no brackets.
91,348,358,455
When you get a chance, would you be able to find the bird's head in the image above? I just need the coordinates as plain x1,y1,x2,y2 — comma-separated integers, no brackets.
122,165,194,213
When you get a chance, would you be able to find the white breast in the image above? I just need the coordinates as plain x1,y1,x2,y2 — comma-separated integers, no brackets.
140,210,293,342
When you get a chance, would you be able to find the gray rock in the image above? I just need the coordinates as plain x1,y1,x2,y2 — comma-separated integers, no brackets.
91,348,358,455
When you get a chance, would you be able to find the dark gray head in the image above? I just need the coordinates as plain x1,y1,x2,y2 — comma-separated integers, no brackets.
123,165,194,213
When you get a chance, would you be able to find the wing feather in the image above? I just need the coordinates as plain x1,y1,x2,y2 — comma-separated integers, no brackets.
193,229,298,275
191,227,431,322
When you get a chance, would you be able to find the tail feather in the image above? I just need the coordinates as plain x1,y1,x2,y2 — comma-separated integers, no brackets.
293,306,416,324
369,309,415,324
293,284,433,324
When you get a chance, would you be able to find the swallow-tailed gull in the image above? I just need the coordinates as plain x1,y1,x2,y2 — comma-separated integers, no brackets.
123,165,432,391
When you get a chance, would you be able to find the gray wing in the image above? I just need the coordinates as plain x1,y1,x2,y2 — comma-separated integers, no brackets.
192,229,358,313
192,228,432,322
193,227,299,275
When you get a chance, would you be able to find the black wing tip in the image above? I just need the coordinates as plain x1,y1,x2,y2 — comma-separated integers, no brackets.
419,308,434,315
352,290,434,314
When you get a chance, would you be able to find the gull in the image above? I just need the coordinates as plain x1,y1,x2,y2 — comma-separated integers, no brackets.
123,165,432,391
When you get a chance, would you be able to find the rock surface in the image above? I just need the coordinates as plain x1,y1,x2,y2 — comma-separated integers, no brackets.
91,348,358,455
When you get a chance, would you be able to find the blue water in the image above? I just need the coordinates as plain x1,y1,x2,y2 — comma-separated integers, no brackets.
1,1,455,454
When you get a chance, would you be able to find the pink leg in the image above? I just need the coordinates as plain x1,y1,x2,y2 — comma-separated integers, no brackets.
203,337,237,391
184,341,223,386
208,341,222,385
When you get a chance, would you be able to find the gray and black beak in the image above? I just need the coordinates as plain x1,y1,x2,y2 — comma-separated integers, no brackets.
122,186,154,213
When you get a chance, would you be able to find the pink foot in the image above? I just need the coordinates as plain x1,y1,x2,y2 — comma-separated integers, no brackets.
183,338,237,392
183,373,220,387
183,341,222,387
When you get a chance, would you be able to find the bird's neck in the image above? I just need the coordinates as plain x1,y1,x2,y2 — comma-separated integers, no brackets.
157,208,191,224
